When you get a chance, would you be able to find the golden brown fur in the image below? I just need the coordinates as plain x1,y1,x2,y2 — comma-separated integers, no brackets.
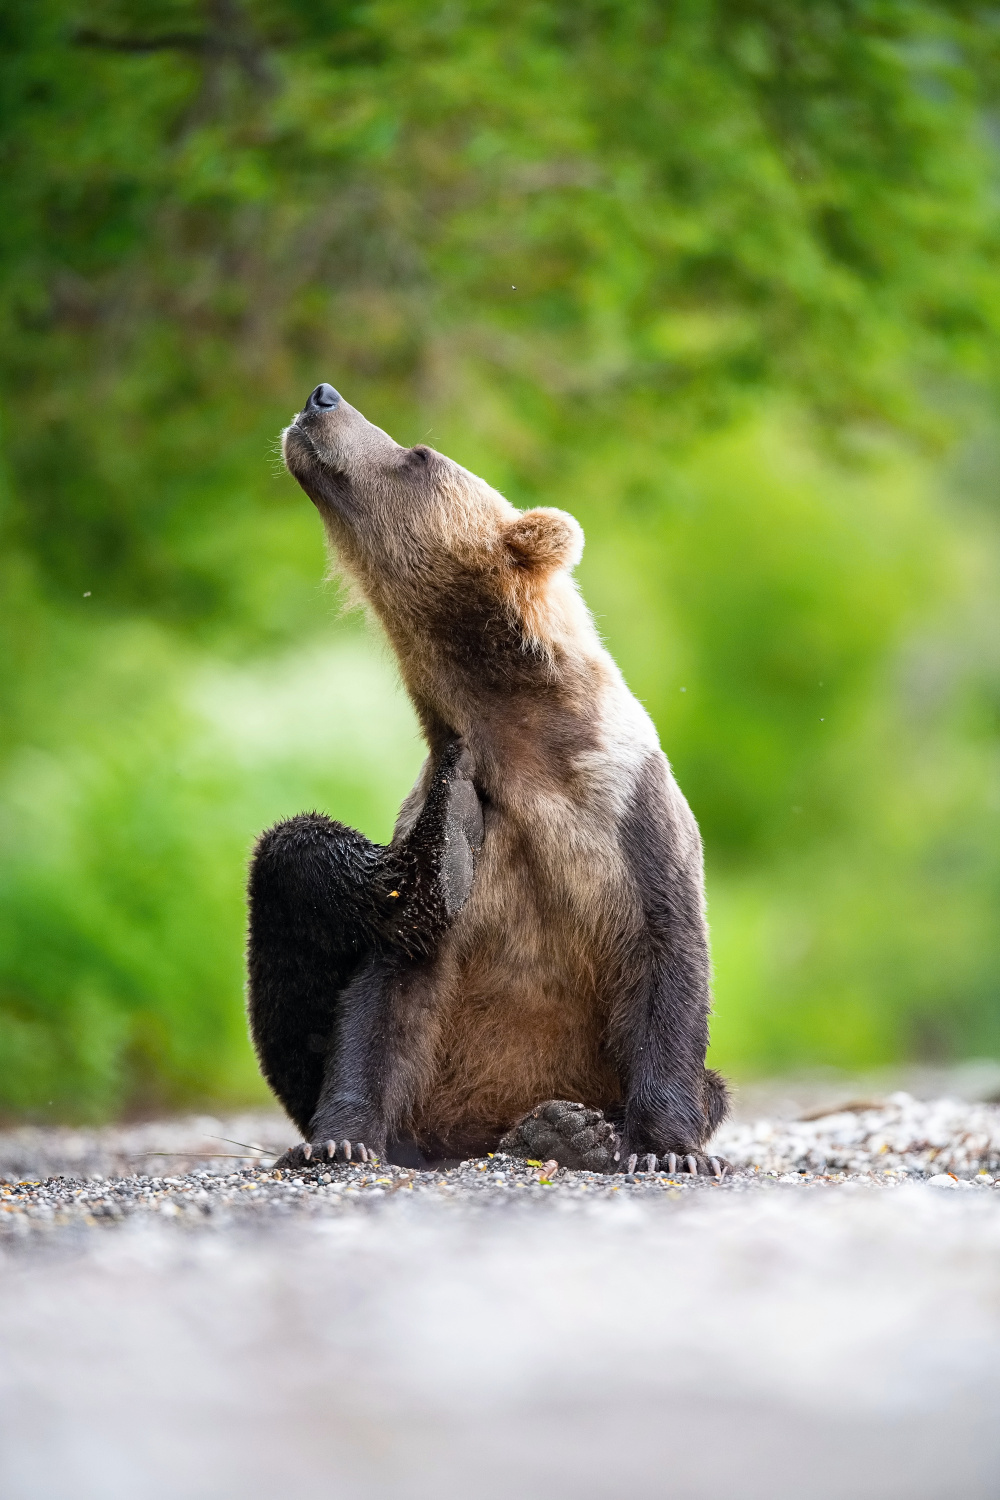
279,390,717,1160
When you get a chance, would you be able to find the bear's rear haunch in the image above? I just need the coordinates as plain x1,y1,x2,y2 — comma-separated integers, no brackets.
246,381,730,1176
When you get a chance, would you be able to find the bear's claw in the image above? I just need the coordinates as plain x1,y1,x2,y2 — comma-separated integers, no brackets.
621,1149,728,1178
657,1151,729,1179
273,1139,380,1170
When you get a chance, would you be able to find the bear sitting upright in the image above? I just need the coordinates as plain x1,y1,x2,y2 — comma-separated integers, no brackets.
247,381,729,1175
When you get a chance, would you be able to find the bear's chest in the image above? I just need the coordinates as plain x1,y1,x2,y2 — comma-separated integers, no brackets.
415,799,628,1140
443,782,634,1012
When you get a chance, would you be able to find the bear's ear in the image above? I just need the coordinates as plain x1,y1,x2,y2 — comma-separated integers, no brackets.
504,507,584,573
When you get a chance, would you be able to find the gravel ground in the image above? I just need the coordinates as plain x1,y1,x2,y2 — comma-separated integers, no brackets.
2,1091,1000,1499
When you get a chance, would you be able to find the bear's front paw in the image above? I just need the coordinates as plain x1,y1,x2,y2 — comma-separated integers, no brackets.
273,1139,381,1170
500,1100,622,1173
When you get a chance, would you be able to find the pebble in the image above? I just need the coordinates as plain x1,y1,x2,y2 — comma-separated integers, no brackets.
715,1090,1000,1180
0,1091,998,1245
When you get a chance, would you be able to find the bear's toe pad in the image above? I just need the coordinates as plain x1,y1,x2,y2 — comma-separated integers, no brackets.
499,1100,621,1172
499,1102,733,1179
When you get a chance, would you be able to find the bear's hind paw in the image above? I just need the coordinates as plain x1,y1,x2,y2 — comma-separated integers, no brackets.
500,1100,622,1173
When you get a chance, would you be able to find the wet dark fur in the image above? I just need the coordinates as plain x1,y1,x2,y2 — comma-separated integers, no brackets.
247,739,482,1144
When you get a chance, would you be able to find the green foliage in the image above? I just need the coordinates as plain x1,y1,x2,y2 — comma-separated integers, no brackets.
2,0,1000,1117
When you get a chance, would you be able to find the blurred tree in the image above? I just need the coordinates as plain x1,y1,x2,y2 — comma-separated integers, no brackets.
4,0,1000,619
1,0,999,1115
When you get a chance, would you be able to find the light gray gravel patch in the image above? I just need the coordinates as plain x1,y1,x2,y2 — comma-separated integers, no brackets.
0,1110,290,1184
2,1096,1000,1499
716,1089,1000,1180
2,1092,999,1246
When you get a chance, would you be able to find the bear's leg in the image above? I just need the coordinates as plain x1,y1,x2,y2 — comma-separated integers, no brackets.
271,955,398,1169
280,951,438,1168
605,759,732,1172
247,812,385,1141
249,738,481,1164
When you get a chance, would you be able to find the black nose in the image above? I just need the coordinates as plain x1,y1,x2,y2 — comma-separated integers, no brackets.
306,383,341,411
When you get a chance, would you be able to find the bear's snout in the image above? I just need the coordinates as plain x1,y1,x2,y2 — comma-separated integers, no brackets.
305,382,341,412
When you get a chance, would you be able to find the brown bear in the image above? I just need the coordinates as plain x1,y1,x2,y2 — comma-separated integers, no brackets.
246,382,728,1175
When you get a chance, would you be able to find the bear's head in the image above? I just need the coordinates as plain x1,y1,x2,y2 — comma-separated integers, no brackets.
282,384,595,725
